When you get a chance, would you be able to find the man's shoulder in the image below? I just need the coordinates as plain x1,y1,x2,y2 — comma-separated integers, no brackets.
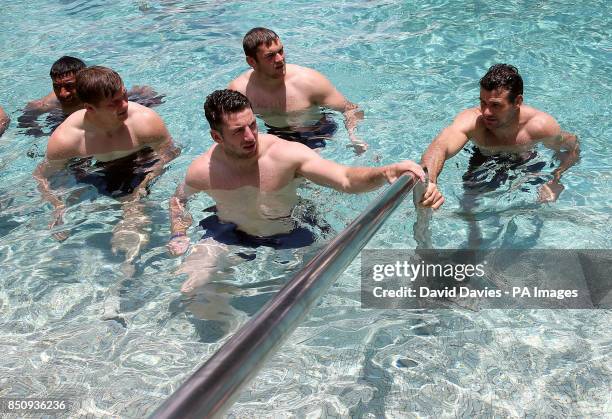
185,150,214,190
263,133,293,153
47,113,85,159
127,103,167,137
524,106,557,125
287,64,325,85
451,107,481,131
54,109,85,133
456,107,481,119
523,106,560,138
228,70,253,93
264,133,317,162
285,65,335,102
129,101,160,118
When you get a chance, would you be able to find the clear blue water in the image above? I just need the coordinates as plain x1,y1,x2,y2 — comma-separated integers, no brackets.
0,0,610,417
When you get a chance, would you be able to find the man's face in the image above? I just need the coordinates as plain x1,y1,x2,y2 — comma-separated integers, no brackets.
251,39,285,78
90,87,129,122
479,88,522,129
213,107,259,159
52,73,80,107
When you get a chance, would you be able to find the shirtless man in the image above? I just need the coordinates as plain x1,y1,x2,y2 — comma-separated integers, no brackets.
27,56,86,117
34,66,178,259
19,56,164,139
228,27,367,154
420,64,579,210
0,105,8,136
168,90,424,291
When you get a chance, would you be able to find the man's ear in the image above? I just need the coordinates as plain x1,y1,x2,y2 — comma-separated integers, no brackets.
246,56,256,69
84,103,95,112
210,129,223,144
514,94,523,107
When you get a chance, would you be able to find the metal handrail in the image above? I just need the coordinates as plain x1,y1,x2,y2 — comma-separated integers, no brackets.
151,172,424,419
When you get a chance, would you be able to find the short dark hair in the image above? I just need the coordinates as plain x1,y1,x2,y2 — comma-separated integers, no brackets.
243,27,280,59
76,66,123,105
479,64,523,103
49,56,86,79
204,89,252,131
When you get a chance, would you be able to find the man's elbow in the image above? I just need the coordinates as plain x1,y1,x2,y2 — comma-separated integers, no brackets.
568,133,579,150
344,104,364,121
560,132,580,154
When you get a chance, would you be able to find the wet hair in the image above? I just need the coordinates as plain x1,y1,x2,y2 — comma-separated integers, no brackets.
479,64,523,103
49,56,86,79
204,89,252,131
75,66,123,105
243,27,280,59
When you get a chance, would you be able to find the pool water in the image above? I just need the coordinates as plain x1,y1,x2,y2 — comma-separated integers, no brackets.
0,0,610,417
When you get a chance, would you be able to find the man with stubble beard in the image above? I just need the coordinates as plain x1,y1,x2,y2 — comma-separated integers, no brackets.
229,27,367,154
168,89,424,292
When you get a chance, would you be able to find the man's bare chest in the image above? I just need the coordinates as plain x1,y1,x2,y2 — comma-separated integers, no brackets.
210,162,294,192
471,129,537,153
248,86,312,113
80,129,143,160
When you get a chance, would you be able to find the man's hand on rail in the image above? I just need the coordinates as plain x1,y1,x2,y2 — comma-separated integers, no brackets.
419,181,445,209
383,160,426,184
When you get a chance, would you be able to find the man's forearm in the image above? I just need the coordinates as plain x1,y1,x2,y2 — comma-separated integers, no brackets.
342,103,362,138
133,140,180,196
552,133,580,182
343,166,387,193
169,196,193,235
33,163,64,209
420,142,447,184
344,163,418,193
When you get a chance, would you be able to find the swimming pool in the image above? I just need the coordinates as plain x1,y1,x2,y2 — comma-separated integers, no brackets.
0,0,610,417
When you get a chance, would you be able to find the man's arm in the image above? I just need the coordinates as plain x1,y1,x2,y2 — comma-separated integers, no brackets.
544,131,580,182
129,110,180,200
17,94,56,137
536,118,580,202
167,181,201,256
419,110,475,209
34,124,85,239
33,157,70,240
309,70,366,154
294,143,425,193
